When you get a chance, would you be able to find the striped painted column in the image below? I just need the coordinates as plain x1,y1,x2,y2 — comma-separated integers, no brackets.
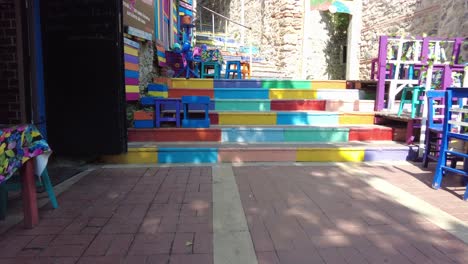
124,38,140,101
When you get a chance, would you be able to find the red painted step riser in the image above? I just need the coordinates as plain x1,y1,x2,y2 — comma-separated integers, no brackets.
130,128,393,142
348,129,393,141
209,113,219,125
128,129,221,142
168,89,214,98
270,100,326,111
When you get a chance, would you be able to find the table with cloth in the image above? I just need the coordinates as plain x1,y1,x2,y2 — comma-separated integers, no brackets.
0,124,52,228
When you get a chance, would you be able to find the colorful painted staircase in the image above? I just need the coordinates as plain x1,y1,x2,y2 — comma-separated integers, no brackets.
103,78,412,164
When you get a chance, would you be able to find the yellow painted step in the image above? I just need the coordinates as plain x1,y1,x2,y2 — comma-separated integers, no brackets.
218,112,277,125
297,148,365,162
269,89,316,99
339,113,375,125
100,147,158,164
312,80,347,89
171,78,214,89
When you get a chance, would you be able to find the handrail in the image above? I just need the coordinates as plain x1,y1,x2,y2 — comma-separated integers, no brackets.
197,5,252,30
193,4,254,72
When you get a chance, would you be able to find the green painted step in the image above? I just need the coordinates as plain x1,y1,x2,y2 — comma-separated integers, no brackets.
214,99,271,111
284,127,349,142
262,80,311,89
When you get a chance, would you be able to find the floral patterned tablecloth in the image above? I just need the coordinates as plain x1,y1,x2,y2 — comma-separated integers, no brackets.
0,124,51,184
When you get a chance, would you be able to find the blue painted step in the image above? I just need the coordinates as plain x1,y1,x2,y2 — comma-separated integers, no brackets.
214,88,269,99
214,79,262,88
277,112,339,125
158,147,218,163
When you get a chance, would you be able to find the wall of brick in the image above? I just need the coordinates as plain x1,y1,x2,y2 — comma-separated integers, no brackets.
0,0,21,124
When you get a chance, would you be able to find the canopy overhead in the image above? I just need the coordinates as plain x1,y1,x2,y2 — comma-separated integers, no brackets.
310,0,352,14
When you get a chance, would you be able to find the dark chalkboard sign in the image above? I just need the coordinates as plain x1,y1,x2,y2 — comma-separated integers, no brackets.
40,0,127,156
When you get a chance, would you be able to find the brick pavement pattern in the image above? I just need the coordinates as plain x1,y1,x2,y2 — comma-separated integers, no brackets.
234,165,468,264
0,167,213,264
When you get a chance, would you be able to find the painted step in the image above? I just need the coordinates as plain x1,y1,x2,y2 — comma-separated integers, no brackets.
214,88,269,99
262,80,346,89
101,141,412,164
270,100,326,111
325,99,375,112
314,89,362,100
141,98,374,112
214,99,271,111
152,111,375,126
170,78,347,90
128,125,393,142
167,87,361,100
215,111,375,125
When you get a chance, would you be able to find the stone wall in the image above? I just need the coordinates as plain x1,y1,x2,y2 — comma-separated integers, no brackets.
359,0,468,79
0,0,20,124
197,0,345,79
139,40,154,92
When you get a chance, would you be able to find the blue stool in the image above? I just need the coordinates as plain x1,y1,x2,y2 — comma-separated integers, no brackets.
181,96,210,128
155,98,181,128
201,61,221,79
225,61,242,79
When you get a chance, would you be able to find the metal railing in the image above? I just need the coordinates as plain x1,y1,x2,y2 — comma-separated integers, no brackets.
193,4,254,68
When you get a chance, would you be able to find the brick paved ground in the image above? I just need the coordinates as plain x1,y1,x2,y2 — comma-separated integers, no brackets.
362,163,468,223
1,162,468,264
0,167,213,264
234,164,468,264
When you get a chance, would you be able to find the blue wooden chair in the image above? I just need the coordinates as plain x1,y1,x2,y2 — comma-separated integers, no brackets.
181,96,210,128
432,88,468,200
423,90,462,168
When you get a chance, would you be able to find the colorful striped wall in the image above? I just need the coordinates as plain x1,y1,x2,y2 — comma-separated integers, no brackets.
156,40,166,66
124,38,140,101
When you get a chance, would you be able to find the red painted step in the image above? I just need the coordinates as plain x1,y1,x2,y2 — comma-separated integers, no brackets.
128,128,221,142
348,126,393,141
270,100,326,111
168,89,214,98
